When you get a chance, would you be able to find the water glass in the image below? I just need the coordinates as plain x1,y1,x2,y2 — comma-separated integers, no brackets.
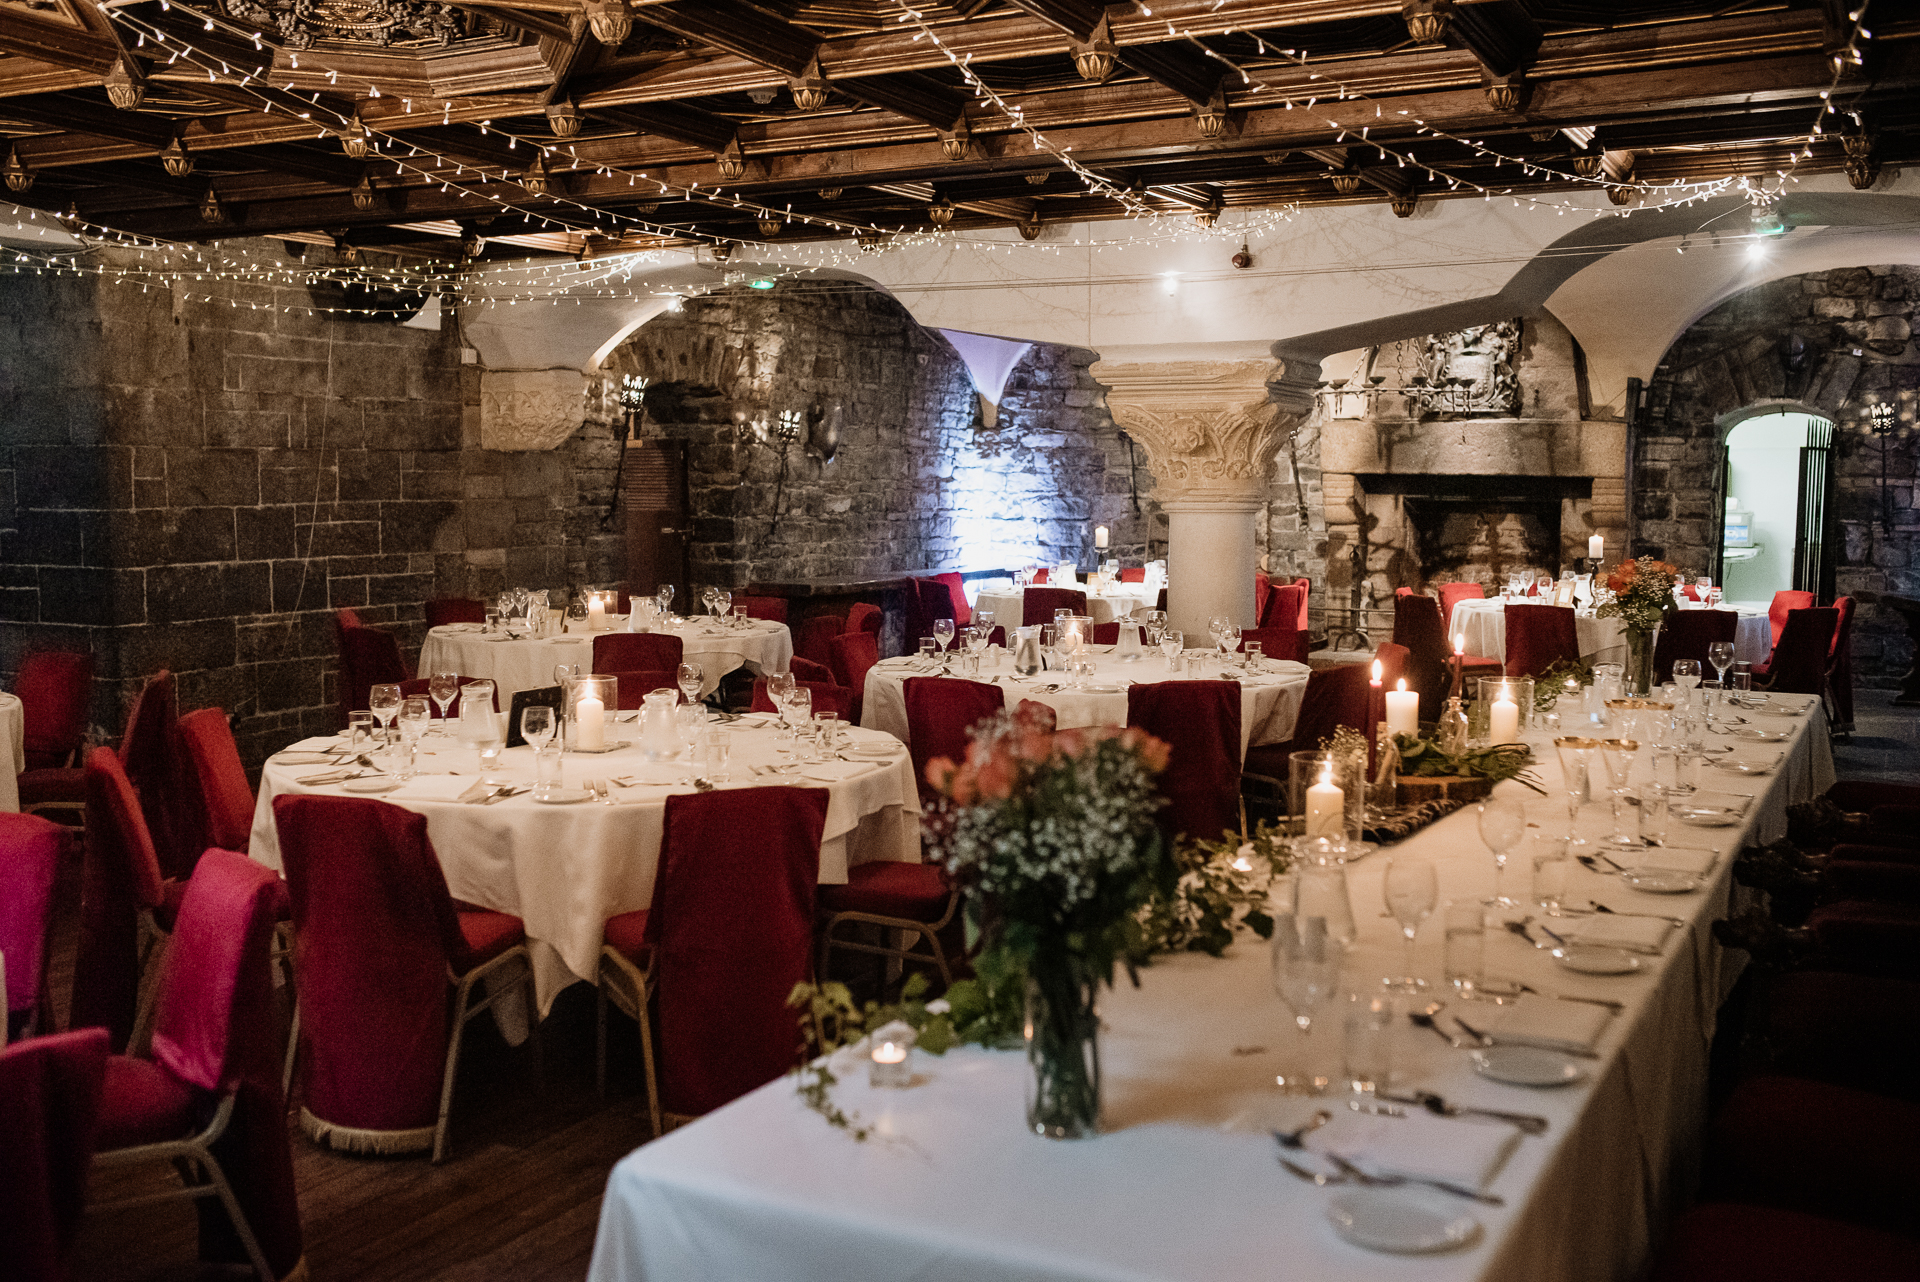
919,637,937,662
1640,783,1671,846
1161,630,1184,670
1342,993,1396,1096
703,729,732,782
483,609,499,634
347,711,376,755
1530,835,1571,915
814,711,841,753
532,747,564,797
1184,653,1203,677
1442,901,1485,1000
1243,641,1263,670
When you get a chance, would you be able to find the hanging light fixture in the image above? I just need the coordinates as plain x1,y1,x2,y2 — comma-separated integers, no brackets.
352,174,377,210
927,196,955,226
521,152,550,195
3,147,31,193
198,186,223,223
160,137,194,177
104,58,143,110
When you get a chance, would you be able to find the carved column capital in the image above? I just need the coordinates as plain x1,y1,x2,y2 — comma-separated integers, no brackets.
1091,359,1303,510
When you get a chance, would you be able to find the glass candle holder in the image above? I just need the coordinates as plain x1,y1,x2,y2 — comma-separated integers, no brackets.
1471,676,1533,745
868,1020,916,1089
1288,751,1364,842
566,675,616,752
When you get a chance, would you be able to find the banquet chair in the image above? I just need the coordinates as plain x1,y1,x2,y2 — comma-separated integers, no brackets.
931,571,972,626
905,578,957,650
0,814,68,1042
70,748,181,1054
1156,587,1169,613
88,849,304,1282
1394,586,1414,598
1029,568,1049,584
1257,583,1305,631
273,795,537,1163
593,632,683,674
0,1027,109,1282
15,649,94,830
1128,682,1242,846
1021,587,1087,627
1652,609,1739,685
794,615,844,670
612,671,680,710
337,626,407,732
828,631,880,724
845,601,882,637
1436,582,1485,632
750,678,853,721
1243,643,1410,788
1238,627,1311,666
1766,589,1816,654
1826,595,1857,734
818,858,961,996
1254,571,1271,622
791,656,836,685
731,594,790,624
1119,567,1145,583
1502,603,1581,678
597,788,829,1128
1393,594,1500,722
1757,608,1838,697
1647,1203,1920,1282
1089,622,1121,645
903,677,1005,804
424,597,486,628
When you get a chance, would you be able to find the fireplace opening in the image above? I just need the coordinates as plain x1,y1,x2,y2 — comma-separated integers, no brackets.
1355,473,1591,590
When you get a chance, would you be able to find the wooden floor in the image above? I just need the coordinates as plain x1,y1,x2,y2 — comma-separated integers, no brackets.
44,850,661,1282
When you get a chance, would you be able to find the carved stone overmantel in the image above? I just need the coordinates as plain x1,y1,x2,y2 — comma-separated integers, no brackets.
1091,359,1300,511
480,368,588,451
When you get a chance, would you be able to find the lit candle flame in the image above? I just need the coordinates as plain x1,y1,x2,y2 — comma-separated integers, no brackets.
1370,659,1383,684
1396,678,1407,692
1453,634,1465,655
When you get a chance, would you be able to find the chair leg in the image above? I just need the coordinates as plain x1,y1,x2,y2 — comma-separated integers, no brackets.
433,974,478,1164
595,980,609,1100
635,985,662,1139
524,964,543,1090
282,1000,300,1099
195,1146,277,1282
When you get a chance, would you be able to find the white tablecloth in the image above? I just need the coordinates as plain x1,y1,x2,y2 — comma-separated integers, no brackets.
861,650,1310,760
1450,601,1771,670
417,619,793,703
588,696,1834,1282
246,719,917,1013
0,692,22,813
973,586,1156,628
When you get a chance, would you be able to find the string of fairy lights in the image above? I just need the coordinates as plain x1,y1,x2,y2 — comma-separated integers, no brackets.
0,0,1880,316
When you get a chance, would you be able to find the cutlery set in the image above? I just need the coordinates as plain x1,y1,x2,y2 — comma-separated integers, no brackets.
1272,1106,1508,1205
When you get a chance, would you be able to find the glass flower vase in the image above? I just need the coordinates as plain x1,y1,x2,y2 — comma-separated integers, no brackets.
1024,952,1101,1139
1625,627,1655,696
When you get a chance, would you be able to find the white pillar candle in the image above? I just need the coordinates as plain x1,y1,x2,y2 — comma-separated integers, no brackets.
1094,525,1109,549
1385,680,1420,737
1588,534,1605,561
575,694,606,751
1305,767,1344,838
587,595,607,631
1489,695,1521,745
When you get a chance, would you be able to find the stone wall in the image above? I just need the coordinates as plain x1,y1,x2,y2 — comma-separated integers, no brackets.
1637,265,1918,686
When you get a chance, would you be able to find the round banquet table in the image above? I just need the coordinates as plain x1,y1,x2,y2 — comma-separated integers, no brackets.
0,691,22,812
1449,599,1772,669
246,717,917,1014
971,585,1156,628
861,649,1309,760
417,617,793,703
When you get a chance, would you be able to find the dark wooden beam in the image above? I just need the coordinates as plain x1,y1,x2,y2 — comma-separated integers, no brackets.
1449,0,1542,79
0,8,116,75
834,71,970,131
998,0,1106,43
588,102,737,154
0,94,176,149
634,0,821,77
1116,41,1227,108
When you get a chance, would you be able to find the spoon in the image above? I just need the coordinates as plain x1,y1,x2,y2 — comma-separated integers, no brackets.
1505,919,1547,949
1272,1110,1332,1149
1590,903,1685,928
1408,1011,1468,1047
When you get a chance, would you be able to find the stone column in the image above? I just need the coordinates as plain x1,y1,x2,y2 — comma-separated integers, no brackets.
1091,359,1318,638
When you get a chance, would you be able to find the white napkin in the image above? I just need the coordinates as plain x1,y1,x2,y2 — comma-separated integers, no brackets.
799,761,874,782
1480,996,1612,1055
1638,847,1716,875
614,762,693,786
1559,915,1671,954
1305,1110,1519,1189
273,751,343,766
391,775,476,801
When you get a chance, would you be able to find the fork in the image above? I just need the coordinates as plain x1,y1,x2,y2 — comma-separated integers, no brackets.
1322,1153,1505,1205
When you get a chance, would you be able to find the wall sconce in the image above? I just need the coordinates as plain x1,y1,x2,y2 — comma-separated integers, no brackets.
1848,393,1916,535
774,408,803,444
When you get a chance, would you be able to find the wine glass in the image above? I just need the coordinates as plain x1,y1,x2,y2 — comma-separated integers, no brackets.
368,683,401,749
396,696,431,778
714,588,733,622
1271,914,1343,1095
1160,629,1184,670
782,684,813,729
1707,641,1735,687
676,661,704,705
1477,794,1527,907
656,584,675,620
1596,738,1640,848
974,607,995,633
765,670,795,710
521,704,555,754
1671,658,1702,717
1217,621,1241,662
1382,857,1437,993
427,671,460,735
701,586,718,617
553,662,581,689
932,618,956,655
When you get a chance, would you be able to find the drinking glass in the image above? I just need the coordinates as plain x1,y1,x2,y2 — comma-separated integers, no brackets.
933,618,956,654
1530,833,1570,916
1217,622,1242,660
1381,857,1436,992
1271,914,1342,1095
1554,736,1597,846
967,627,990,658
521,704,555,755
1536,574,1554,598
1343,993,1396,1097
347,711,376,756
783,685,813,729
1672,659,1702,715
1640,782,1671,848
1707,641,1736,686
396,697,430,778
1243,640,1263,671
917,638,937,663
701,586,718,617
461,700,505,781
1054,608,1075,627
1160,630,1183,670
676,661,704,705
533,747,564,797
1477,794,1526,907
1596,738,1641,847
974,608,995,633
703,729,733,782
553,662,581,689
1039,627,1058,667
814,711,840,754
714,588,732,620
656,584,675,618
427,671,460,734
765,671,796,708
1442,901,1485,1000
483,609,500,634
368,683,402,748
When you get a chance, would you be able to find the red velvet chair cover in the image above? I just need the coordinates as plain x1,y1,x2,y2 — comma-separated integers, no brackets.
1254,571,1271,622
793,616,843,669
0,1027,108,1282
175,710,257,855
1119,567,1145,583
931,571,972,626
749,678,852,721
16,651,92,772
1239,626,1310,666
1089,622,1121,645
133,848,303,1277
731,594,790,624
337,626,407,731
1393,594,1501,722
1768,589,1816,652
612,671,680,710
905,579,957,650
424,597,486,628
1128,681,1241,844
1245,664,1372,778
828,631,880,722
117,671,204,881
70,747,173,1052
593,632,684,673
273,795,524,1136
845,602,882,636
1258,584,1305,631
1827,594,1856,731
641,788,827,1117
334,606,363,636
903,677,1005,803
1647,1202,1920,1282
0,814,67,1041
1436,582,1485,632
1030,568,1049,584
1502,603,1581,678
1761,608,1838,696
788,656,833,686
1021,587,1087,626
1652,609,1739,684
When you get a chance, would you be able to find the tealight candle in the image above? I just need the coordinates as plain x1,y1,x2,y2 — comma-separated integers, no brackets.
1305,765,1345,838
868,1019,916,1088
575,693,606,751
1385,679,1420,737
1489,693,1521,745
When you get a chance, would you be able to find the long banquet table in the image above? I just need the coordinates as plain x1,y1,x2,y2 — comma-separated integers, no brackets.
0,691,21,812
861,650,1311,759
416,617,793,703
1450,599,1772,671
246,717,917,1012
589,692,1835,1282
972,584,1157,627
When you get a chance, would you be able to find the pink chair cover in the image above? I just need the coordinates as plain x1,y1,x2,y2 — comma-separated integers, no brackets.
338,626,407,731
846,602,882,636
1291,578,1312,629
1254,571,1271,622
0,814,69,1040
1259,583,1305,631
1763,608,1839,696
593,632,684,673
932,571,972,626
1828,595,1857,730
903,677,1005,803
1395,586,1414,598
1118,567,1145,583
641,788,827,1116
1128,682,1241,844
70,748,169,1052
176,709,257,854
1437,582,1485,632
749,678,852,721
0,1027,108,1282
1030,568,1049,584
118,671,205,881
425,597,486,627
1503,603,1581,678
1021,587,1087,626
732,594,790,624
1768,590,1816,652
1238,626,1310,665
828,631,880,722
16,651,92,772
1652,609,1739,684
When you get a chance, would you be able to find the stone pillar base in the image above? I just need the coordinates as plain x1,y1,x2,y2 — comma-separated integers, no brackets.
1162,499,1262,639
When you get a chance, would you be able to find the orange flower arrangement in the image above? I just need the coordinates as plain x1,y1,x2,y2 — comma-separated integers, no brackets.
1596,554,1685,633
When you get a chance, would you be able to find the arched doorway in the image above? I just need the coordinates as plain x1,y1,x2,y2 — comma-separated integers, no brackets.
1717,405,1836,604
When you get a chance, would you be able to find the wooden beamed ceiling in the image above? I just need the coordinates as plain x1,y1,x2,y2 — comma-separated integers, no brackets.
0,0,1914,259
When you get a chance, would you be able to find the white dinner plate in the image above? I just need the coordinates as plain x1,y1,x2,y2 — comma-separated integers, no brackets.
274,752,343,765
1619,869,1702,894
1552,945,1641,975
1081,685,1127,694
844,743,903,759
533,788,593,804
342,776,401,794
1326,1190,1482,1255
1713,759,1773,776
1722,727,1790,742
1676,807,1742,827
1470,1045,1586,1087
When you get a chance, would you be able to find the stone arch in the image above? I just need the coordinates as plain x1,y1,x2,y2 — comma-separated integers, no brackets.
1713,398,1833,440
